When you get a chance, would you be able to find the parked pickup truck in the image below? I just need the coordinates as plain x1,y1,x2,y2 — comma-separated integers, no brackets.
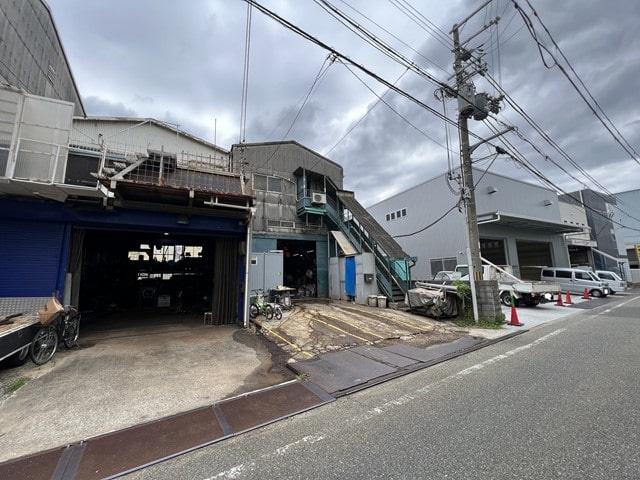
455,263,560,307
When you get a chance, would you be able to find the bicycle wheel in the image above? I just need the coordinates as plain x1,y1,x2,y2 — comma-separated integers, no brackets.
63,314,80,349
274,306,282,321
30,326,58,365
264,304,274,320
249,304,259,318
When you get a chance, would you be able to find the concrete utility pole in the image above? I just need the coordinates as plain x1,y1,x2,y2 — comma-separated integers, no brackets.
449,3,505,322
452,25,483,285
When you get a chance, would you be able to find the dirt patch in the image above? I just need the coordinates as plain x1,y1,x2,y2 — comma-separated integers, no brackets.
253,300,477,366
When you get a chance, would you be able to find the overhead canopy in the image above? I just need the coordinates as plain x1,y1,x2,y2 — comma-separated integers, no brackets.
477,211,584,234
330,230,358,256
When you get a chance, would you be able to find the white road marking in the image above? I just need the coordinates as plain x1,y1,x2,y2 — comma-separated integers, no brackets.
205,328,567,479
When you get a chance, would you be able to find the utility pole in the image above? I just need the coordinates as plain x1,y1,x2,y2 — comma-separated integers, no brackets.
452,25,483,285
448,3,505,321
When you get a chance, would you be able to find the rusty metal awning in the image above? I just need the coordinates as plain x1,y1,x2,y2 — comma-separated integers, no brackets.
330,230,358,256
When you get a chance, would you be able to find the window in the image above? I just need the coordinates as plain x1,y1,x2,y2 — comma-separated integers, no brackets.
267,176,282,193
541,269,554,277
556,270,571,278
254,174,267,190
385,207,407,221
430,257,457,275
254,174,283,193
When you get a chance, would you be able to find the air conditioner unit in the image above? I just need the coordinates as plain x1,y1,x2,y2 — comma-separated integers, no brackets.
312,192,326,204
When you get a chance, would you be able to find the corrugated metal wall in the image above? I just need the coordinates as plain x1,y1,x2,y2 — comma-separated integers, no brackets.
367,173,467,280
0,0,84,115
71,119,228,163
234,142,343,188
367,170,570,280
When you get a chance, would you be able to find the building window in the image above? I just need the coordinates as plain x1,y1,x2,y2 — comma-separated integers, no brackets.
385,207,407,221
254,174,283,193
429,257,457,275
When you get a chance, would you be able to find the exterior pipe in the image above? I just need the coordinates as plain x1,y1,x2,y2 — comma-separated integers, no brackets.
242,207,256,328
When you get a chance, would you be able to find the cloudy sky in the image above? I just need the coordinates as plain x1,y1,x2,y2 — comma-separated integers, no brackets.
46,0,639,207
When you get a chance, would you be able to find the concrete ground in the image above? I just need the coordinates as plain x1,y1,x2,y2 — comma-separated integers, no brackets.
0,312,292,463
0,292,619,464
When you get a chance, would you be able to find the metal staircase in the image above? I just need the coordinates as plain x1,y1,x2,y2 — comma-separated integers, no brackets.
297,186,413,303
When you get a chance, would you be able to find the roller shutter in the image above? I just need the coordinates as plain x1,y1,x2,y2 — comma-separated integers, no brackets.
0,219,65,296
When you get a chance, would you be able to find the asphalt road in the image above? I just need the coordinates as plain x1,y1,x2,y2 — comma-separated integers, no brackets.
125,293,640,479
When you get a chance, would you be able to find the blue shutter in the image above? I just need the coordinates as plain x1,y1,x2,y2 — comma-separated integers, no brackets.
0,219,65,296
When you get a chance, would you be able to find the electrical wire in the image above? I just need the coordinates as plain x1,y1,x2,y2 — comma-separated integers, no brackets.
393,201,462,238
239,3,253,143
513,0,640,167
324,67,409,157
251,55,335,173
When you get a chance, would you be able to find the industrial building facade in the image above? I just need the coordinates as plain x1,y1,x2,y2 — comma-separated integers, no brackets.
232,141,413,305
367,170,582,281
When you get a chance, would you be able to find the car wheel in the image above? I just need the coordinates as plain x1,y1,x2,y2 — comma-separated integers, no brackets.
4,346,29,367
590,289,603,298
500,291,514,306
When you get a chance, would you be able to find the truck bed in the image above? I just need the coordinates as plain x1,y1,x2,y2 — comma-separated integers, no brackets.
500,280,560,294
0,314,41,362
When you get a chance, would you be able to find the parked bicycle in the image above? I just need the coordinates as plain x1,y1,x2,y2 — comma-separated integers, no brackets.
270,302,283,321
30,305,81,365
249,290,274,320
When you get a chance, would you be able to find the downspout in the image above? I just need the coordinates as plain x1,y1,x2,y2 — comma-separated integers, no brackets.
242,207,256,328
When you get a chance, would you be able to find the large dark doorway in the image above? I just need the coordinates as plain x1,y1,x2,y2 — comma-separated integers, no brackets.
80,230,216,316
277,239,317,297
480,238,507,265
517,240,553,280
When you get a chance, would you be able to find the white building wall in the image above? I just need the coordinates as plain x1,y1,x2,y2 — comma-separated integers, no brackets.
70,118,228,162
614,189,640,247
368,169,570,281
368,173,467,281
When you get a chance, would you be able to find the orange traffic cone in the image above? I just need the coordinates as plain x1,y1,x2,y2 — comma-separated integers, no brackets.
509,304,524,326
582,288,590,300
564,291,573,305
555,292,564,306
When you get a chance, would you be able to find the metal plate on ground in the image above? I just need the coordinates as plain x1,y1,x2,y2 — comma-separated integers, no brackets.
74,406,224,480
217,381,333,433
382,337,482,363
0,448,63,480
292,350,398,394
351,345,418,368
290,358,368,393
322,350,398,379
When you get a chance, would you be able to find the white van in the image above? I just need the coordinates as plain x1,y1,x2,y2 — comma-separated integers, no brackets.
595,270,627,294
540,267,610,297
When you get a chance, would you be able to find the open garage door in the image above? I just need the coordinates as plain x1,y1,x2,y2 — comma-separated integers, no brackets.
79,229,240,326
517,240,553,280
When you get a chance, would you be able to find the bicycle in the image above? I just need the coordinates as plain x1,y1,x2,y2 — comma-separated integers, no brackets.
249,290,274,320
270,302,283,321
30,305,81,365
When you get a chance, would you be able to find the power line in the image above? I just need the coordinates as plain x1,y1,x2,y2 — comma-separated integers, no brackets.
512,0,640,167
239,3,253,143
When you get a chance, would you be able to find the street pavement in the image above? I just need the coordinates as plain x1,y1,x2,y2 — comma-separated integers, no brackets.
0,289,634,478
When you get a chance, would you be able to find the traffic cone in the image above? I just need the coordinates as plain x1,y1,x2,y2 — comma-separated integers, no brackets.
564,291,573,305
509,304,524,326
555,292,564,306
582,288,590,300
